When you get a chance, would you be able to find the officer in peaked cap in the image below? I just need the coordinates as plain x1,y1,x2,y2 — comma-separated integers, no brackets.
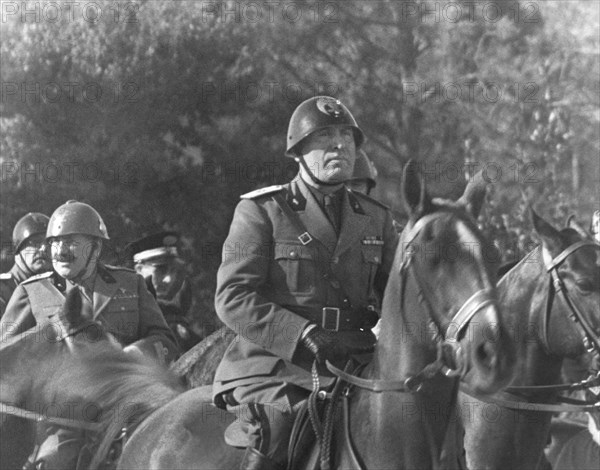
0,212,52,318
1,200,179,470
212,96,399,470
126,231,200,352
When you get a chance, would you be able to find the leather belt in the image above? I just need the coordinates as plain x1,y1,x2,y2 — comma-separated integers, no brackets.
306,307,379,332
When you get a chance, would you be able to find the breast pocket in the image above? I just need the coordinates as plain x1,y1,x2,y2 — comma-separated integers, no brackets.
102,298,139,342
273,242,317,296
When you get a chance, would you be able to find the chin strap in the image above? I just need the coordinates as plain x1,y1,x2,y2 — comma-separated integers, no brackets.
296,157,346,187
68,241,101,284
17,251,37,278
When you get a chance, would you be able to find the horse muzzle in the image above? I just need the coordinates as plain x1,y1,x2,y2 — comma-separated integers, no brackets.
450,294,515,394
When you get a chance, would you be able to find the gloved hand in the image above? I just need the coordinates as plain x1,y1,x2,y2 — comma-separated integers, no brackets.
296,325,374,367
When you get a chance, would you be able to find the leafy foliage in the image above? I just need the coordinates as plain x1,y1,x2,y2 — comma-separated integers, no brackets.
1,1,597,330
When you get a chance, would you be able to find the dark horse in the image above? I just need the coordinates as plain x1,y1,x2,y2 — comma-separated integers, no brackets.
0,163,514,470
110,162,514,469
0,289,185,469
458,209,600,469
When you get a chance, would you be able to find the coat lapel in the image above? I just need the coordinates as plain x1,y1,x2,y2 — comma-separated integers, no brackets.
293,179,337,253
92,271,120,319
334,189,371,258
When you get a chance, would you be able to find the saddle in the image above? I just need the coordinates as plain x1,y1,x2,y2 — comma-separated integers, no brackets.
224,361,365,470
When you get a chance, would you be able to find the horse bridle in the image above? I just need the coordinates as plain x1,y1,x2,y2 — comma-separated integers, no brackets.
461,239,600,412
541,240,600,357
328,211,497,393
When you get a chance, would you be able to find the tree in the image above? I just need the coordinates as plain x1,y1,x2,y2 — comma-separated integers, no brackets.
2,0,597,327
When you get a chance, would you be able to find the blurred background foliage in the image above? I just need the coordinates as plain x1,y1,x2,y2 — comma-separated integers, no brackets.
1,0,598,333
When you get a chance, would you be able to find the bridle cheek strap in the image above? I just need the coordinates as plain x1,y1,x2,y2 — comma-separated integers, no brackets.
542,241,600,356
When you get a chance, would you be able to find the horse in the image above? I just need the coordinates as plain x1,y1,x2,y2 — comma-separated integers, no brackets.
458,209,600,470
0,288,185,469
171,325,236,388
1,162,514,470
106,161,514,469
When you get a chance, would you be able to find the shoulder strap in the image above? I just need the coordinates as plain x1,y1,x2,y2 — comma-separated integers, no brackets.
241,185,283,200
272,192,316,247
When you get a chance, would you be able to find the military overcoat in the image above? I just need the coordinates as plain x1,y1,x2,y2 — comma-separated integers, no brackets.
0,264,178,360
213,176,398,396
0,263,33,318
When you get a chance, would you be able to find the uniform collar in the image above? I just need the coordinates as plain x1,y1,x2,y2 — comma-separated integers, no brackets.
288,178,371,257
68,272,97,298
291,177,338,252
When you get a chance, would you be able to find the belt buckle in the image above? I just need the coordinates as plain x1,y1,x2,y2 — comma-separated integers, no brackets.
322,307,340,331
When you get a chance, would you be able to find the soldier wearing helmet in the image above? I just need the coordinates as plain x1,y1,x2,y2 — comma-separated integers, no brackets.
347,149,378,196
212,96,398,470
0,212,51,318
126,231,201,352
0,200,179,470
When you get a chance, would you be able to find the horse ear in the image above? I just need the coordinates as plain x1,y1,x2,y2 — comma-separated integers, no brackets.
59,288,85,330
458,170,487,219
530,206,563,255
566,215,591,239
402,160,432,218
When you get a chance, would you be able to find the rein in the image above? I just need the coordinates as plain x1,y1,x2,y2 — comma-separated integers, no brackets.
0,402,100,431
460,383,600,413
462,240,600,412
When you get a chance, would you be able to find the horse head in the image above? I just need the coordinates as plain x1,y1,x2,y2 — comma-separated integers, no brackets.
459,208,600,470
0,290,114,407
377,161,514,395
0,289,117,469
531,208,600,360
1,289,183,470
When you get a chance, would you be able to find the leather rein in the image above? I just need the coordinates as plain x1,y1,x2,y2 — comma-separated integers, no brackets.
462,240,600,412
327,212,496,394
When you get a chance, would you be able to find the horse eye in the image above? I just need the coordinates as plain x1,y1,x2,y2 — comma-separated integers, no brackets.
575,278,594,293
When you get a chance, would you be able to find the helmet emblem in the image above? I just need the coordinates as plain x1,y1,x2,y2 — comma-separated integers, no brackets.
316,97,343,118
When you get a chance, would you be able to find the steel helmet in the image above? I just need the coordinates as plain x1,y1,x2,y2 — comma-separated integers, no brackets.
285,96,365,156
351,150,378,189
12,212,50,253
47,201,109,240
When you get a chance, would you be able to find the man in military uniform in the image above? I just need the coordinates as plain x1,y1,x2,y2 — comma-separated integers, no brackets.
0,200,179,470
0,212,51,317
126,231,200,352
346,149,378,196
213,96,399,470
